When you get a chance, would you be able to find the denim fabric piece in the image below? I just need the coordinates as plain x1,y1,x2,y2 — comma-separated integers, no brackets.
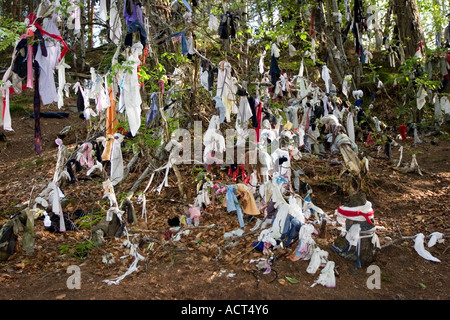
125,20,147,47
226,185,244,228
146,92,158,124
167,30,188,56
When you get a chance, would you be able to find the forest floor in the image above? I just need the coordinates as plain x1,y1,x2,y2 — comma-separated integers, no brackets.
0,90,449,304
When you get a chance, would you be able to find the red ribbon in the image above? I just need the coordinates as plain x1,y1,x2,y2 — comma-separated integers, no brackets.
337,206,374,225
34,23,68,64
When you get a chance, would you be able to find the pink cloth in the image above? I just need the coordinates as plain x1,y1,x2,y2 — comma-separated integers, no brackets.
189,207,201,224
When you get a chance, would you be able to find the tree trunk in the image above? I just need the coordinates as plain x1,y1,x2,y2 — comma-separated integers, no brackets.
88,0,94,49
392,0,426,60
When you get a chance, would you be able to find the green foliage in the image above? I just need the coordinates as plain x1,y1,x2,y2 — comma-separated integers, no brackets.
75,211,104,230
0,18,26,51
59,240,98,260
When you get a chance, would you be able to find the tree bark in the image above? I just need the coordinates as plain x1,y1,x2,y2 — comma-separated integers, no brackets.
391,0,426,60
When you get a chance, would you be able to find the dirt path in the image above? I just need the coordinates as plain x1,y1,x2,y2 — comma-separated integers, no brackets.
0,97,449,302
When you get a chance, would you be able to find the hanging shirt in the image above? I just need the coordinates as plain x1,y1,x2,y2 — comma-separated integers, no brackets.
123,0,143,25
217,61,237,122
119,43,143,137
35,16,61,106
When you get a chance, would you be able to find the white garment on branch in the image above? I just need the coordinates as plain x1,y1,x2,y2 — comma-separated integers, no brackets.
1,80,13,131
217,61,238,122
203,115,226,164
121,43,143,137
110,0,122,45
35,15,61,106
99,0,108,21
321,66,331,93
56,59,71,109
110,133,124,186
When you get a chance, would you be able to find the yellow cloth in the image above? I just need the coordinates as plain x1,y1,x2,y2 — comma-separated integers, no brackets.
237,184,260,216
102,134,115,161
284,121,293,131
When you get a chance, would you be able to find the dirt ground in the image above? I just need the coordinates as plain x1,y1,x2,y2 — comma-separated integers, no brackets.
0,91,449,304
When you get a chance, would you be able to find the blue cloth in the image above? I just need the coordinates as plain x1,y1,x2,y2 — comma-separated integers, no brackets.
213,96,226,124
125,20,147,47
167,30,188,56
281,215,302,247
226,185,244,228
146,92,158,124
180,0,192,12
360,46,366,63
123,0,143,25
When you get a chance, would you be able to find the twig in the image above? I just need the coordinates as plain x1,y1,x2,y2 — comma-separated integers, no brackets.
146,197,190,206
381,234,449,249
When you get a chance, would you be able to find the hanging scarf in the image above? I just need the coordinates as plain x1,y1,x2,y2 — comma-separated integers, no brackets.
110,133,124,185
106,87,118,136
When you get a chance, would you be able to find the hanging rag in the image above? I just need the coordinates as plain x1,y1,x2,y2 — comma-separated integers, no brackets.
226,185,245,228
146,92,158,124
208,13,219,31
416,86,427,110
236,184,260,216
414,233,441,263
110,133,125,186
269,46,281,86
321,65,331,93
218,11,237,40
216,61,237,122
120,43,143,136
110,0,122,45
311,261,336,288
